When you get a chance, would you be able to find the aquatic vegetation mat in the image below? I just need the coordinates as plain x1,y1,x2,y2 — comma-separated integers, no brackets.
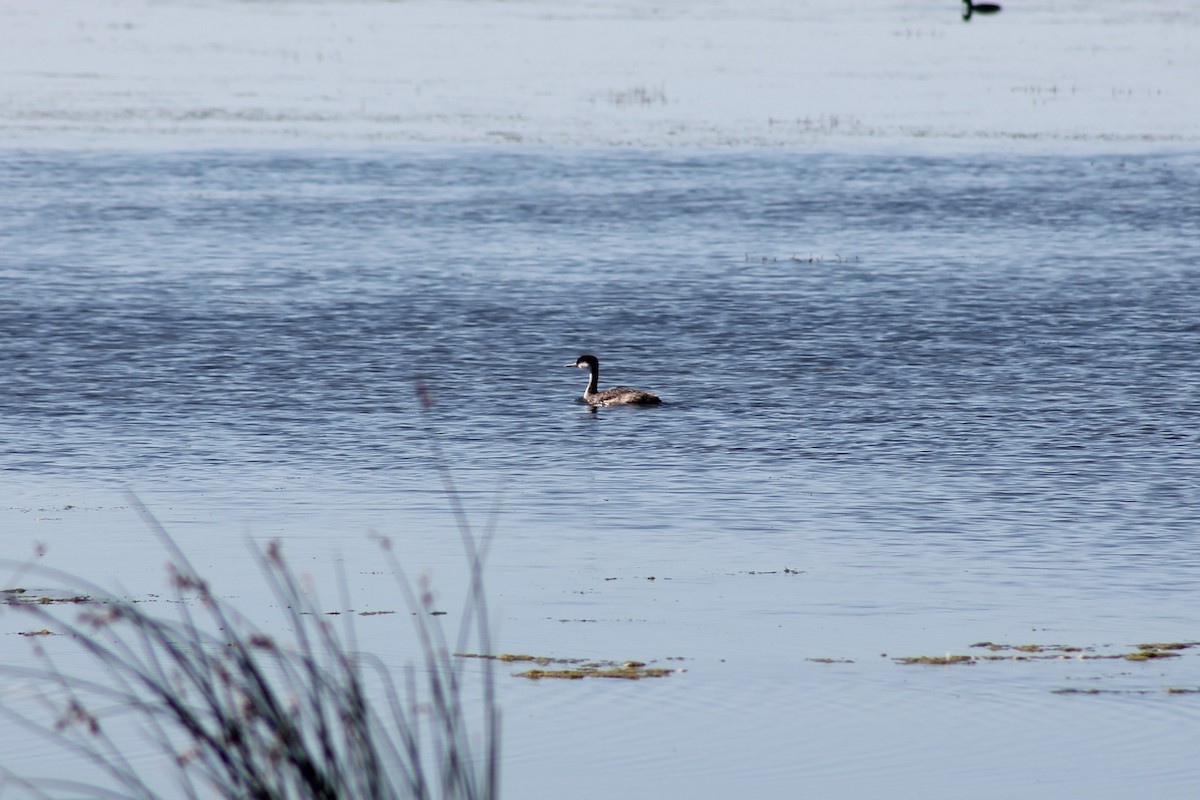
458,653,682,680
878,640,1200,695
2,587,91,605
892,641,1200,665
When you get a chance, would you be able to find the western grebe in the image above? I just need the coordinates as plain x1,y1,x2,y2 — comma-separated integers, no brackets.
962,0,1001,20
565,354,662,407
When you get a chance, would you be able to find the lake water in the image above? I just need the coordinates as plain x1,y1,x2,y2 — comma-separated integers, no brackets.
3,147,1200,798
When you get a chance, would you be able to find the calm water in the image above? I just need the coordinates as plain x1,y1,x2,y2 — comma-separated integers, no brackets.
3,148,1200,798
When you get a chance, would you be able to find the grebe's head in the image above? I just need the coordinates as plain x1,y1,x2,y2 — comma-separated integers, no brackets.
565,354,599,369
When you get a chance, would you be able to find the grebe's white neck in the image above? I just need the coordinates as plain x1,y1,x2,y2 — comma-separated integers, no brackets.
583,360,599,396
565,354,601,398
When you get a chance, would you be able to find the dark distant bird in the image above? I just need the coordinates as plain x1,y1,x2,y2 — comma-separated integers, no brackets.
565,354,662,407
962,0,1002,20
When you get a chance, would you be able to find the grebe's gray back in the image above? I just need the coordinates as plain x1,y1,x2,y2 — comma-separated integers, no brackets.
565,354,662,407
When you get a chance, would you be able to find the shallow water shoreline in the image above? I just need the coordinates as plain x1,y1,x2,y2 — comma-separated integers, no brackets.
3,0,1198,153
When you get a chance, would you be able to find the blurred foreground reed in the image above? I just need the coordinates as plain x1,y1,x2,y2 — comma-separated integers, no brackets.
1,489,499,800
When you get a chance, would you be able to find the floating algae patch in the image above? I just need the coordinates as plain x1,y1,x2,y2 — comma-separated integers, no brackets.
967,642,1093,662
971,642,1089,655
888,639,1200,696
458,653,679,680
1133,642,1200,652
519,664,675,680
458,653,580,667
1054,684,1200,696
972,642,1191,662
1052,688,1158,696
3,588,93,606
896,640,1200,667
1123,649,1182,662
731,567,804,576
894,654,976,666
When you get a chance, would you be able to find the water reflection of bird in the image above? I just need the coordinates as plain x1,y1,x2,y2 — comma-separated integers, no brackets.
962,0,1002,20
565,354,662,407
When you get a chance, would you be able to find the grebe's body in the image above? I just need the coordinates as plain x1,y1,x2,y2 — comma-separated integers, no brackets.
565,354,662,407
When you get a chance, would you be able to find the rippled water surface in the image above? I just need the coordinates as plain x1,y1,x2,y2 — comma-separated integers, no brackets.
3,148,1200,798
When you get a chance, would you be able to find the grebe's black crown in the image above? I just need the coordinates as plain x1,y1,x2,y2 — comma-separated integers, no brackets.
567,354,599,368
